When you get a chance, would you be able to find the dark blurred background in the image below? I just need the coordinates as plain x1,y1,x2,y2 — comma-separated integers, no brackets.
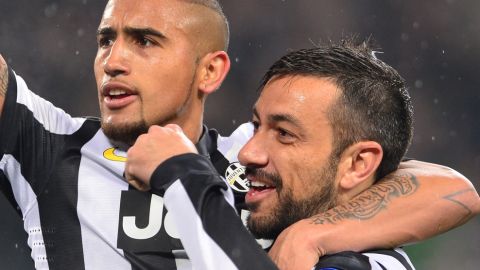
0,0,479,269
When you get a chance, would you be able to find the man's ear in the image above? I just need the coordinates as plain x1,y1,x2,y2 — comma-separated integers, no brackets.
197,51,230,94
337,141,383,191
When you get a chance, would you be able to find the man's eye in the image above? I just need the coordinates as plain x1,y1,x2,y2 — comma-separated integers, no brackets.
278,129,291,137
135,36,155,47
277,128,296,143
98,36,113,47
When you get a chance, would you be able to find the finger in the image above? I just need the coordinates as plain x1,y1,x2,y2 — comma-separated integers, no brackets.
127,178,151,191
148,124,163,134
164,123,183,133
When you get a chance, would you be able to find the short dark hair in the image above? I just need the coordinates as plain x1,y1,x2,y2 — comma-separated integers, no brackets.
260,39,413,180
183,0,230,50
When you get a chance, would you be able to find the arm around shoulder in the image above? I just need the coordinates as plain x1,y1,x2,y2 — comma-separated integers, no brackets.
316,159,480,251
268,160,480,270
398,160,480,217
319,159,480,250
0,54,8,116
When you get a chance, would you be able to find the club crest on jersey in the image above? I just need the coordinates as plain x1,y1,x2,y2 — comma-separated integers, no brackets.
103,147,127,162
225,162,249,192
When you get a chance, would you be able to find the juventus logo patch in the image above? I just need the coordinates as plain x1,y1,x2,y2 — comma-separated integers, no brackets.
103,147,127,162
225,162,249,193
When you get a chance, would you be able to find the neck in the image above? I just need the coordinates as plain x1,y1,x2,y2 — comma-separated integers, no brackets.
173,100,205,144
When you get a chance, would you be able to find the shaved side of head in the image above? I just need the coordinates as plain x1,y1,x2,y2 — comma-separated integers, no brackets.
181,0,230,52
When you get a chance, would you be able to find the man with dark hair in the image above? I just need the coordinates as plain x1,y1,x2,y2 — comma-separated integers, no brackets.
259,43,412,181
245,42,414,240
125,41,473,269
0,0,478,269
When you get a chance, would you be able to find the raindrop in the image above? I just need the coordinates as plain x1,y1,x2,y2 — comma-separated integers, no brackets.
75,50,80,56
420,41,428,50
414,80,423,88
433,98,439,104
44,3,58,18
413,22,420,29
235,57,239,63
431,136,436,141
401,33,409,42
77,28,85,37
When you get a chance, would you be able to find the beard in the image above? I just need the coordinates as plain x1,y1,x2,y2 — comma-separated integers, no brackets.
102,119,149,147
99,70,198,147
246,156,338,239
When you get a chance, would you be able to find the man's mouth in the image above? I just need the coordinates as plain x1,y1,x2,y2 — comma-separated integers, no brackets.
102,82,137,109
250,180,275,191
245,179,277,203
107,89,131,99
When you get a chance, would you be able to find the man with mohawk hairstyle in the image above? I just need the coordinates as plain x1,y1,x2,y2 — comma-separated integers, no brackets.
0,0,478,269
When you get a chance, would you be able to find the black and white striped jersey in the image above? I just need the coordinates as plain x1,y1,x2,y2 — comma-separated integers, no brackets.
149,150,416,269
0,70,415,270
0,70,255,270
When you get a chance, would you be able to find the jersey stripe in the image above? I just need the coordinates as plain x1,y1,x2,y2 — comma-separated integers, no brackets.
156,154,278,270
364,248,414,270
165,180,238,270
0,154,48,269
0,170,21,215
35,119,100,269
0,155,38,217
216,123,253,162
363,248,414,270
77,130,130,269
14,72,85,135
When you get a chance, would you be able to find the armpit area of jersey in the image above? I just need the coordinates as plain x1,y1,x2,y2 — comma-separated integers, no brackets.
314,251,371,270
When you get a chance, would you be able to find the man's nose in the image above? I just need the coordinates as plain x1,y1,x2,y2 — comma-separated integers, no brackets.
103,39,131,77
238,134,269,168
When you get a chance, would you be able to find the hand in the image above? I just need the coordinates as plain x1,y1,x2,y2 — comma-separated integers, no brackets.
125,124,198,191
268,219,326,270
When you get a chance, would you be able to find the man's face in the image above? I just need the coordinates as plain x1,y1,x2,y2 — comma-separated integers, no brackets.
239,75,340,239
94,0,201,145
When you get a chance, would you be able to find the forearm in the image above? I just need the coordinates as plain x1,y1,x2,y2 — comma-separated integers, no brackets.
0,54,8,115
150,154,278,270
309,160,480,253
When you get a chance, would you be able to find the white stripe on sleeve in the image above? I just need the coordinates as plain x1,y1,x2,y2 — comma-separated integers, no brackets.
164,179,238,270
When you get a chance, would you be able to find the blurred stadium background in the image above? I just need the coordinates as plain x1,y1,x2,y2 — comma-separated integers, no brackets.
0,0,478,269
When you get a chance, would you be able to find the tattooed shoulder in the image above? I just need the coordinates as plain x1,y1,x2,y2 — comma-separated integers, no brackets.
0,56,8,97
310,172,419,225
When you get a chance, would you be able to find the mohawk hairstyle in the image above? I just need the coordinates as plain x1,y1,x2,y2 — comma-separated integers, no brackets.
183,0,230,50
